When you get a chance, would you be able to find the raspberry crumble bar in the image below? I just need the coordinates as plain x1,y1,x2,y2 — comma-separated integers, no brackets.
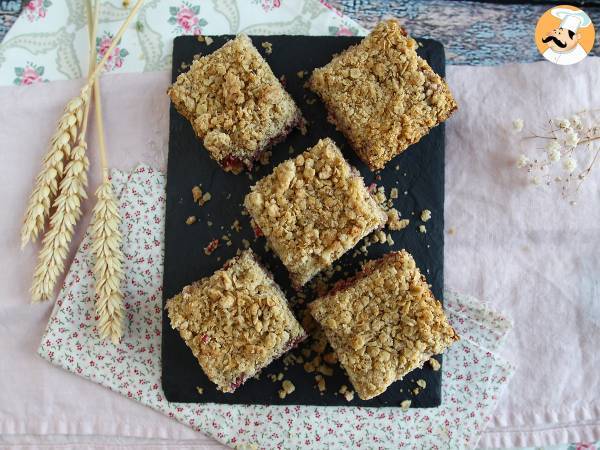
308,250,458,400
244,138,387,287
166,250,306,393
309,19,457,170
167,34,302,174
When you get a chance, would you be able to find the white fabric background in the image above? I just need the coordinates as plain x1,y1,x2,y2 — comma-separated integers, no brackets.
0,58,599,449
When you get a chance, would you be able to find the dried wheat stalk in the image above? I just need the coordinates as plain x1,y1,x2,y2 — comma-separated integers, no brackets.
30,140,90,302
91,172,124,344
20,88,90,249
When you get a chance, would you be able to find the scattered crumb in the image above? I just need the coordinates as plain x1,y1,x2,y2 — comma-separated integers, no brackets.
192,53,202,61
390,188,399,199
421,209,431,222
296,70,306,79
315,374,326,392
196,386,204,395
386,233,395,246
282,380,295,394
448,227,456,235
288,145,295,154
203,239,219,255
259,150,272,166
305,98,316,105
418,225,427,233
400,399,411,411
323,352,337,364
412,387,420,395
207,220,213,227
386,208,409,231
199,192,212,206
394,165,400,171
299,121,308,135
429,358,441,371
416,379,427,389
231,219,241,232
196,35,204,42
344,390,355,402
242,238,250,249
192,185,202,203
374,186,386,205
185,215,197,225
261,41,273,54
205,36,213,46
277,372,284,381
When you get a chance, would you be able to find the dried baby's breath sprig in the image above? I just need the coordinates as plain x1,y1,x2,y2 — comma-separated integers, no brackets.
514,109,600,202
30,139,90,302
20,88,90,249
91,173,124,344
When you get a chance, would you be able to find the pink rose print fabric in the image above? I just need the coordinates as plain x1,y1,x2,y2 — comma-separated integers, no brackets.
95,32,129,72
39,164,514,449
24,0,51,22
13,62,47,85
168,2,208,36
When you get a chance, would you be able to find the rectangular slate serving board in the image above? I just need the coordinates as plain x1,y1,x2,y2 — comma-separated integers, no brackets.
163,35,446,407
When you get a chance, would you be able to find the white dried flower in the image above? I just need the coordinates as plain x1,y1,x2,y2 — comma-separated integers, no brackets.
563,157,577,173
516,154,530,168
531,176,542,185
546,142,561,162
565,130,580,148
512,119,524,132
570,115,583,130
557,118,571,129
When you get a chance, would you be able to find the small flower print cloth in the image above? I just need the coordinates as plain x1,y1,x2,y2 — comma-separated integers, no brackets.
39,164,515,450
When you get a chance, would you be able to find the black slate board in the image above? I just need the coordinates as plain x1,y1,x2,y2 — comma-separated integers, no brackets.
163,35,446,407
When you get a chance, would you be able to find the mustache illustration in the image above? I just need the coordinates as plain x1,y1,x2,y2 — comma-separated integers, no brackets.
542,35,567,48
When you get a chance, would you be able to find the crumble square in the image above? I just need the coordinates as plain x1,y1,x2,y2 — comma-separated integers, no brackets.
308,250,459,400
244,138,387,287
309,19,457,170
167,34,302,174
166,250,306,393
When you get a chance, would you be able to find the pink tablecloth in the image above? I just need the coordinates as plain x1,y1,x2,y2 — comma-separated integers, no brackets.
1,57,599,448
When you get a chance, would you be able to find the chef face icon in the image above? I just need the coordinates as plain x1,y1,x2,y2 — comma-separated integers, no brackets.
535,6,595,66
542,27,580,53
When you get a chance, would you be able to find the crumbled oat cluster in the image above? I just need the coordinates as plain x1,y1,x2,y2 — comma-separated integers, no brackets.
309,19,457,170
308,250,458,400
168,34,302,173
166,250,306,393
244,138,387,287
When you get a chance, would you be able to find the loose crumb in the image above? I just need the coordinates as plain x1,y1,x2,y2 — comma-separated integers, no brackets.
421,209,431,222
400,399,411,411
196,386,204,395
261,41,273,54
323,352,337,364
242,238,250,249
203,239,219,255
386,208,408,231
199,192,212,206
259,150,272,166
207,220,213,227
282,379,295,394
429,358,441,371
296,70,306,79
231,219,241,232
305,98,316,105
315,374,326,392
416,379,426,389
192,185,202,203
390,188,399,199
186,215,197,225
395,165,400,171
277,372,284,381
205,36,214,46
344,390,355,401
418,224,427,233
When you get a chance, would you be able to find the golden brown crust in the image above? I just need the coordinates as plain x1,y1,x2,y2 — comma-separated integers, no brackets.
244,138,387,287
309,20,457,170
166,250,306,393
308,250,458,400
167,34,301,171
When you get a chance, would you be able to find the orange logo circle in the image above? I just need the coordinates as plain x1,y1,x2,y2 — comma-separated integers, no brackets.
535,5,595,65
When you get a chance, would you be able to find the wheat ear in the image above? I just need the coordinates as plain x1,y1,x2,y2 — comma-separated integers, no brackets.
20,89,90,249
87,0,125,343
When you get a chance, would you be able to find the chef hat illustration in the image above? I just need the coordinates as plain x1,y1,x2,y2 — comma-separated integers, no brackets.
551,7,592,33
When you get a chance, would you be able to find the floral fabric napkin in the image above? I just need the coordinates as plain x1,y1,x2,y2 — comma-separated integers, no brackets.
0,0,367,86
39,164,514,450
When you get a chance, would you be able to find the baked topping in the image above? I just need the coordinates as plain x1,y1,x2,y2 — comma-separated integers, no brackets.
309,250,458,400
168,34,301,169
309,19,457,170
166,250,306,393
244,138,387,286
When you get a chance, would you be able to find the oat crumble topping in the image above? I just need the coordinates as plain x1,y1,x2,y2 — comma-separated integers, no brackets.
166,250,306,393
261,41,273,54
420,209,431,222
418,224,427,234
308,250,458,400
309,20,457,170
400,399,412,411
244,138,387,287
168,34,301,173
